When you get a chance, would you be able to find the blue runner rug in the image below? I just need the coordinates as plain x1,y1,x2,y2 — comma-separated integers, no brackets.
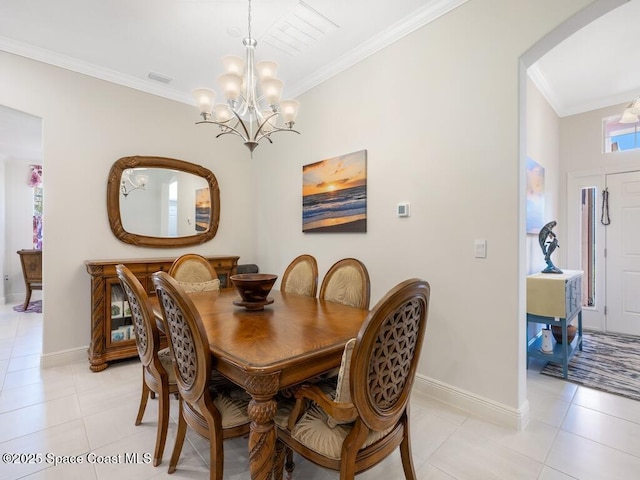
540,330,640,402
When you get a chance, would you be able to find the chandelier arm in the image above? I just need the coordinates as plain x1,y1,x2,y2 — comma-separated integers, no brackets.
253,113,278,139
230,109,254,141
254,127,300,144
196,120,249,142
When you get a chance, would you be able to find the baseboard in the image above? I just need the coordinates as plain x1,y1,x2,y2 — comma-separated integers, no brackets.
413,373,530,431
3,293,23,304
40,346,87,368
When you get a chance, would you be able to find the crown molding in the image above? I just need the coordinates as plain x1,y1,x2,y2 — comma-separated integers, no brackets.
0,35,192,105
0,0,467,105
287,0,469,98
527,63,565,116
529,62,635,118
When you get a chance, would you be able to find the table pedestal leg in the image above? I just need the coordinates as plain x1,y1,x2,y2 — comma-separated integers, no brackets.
246,373,279,480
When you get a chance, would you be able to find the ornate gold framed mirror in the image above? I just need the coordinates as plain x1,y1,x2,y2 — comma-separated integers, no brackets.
107,156,220,247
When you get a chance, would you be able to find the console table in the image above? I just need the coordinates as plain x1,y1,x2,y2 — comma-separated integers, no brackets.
526,270,583,379
84,255,239,371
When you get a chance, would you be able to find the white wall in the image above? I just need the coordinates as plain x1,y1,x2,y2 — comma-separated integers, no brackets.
0,50,255,361
0,0,599,427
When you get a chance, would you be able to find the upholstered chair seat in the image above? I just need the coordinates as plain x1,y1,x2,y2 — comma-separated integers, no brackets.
281,255,318,297
315,258,370,382
274,278,431,480
319,258,370,310
152,271,250,480
168,254,220,293
116,264,179,467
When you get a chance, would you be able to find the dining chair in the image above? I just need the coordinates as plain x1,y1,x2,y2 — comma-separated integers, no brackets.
152,271,251,480
314,258,371,383
273,278,430,480
115,264,178,467
17,249,42,310
168,253,220,292
281,254,318,297
319,258,370,309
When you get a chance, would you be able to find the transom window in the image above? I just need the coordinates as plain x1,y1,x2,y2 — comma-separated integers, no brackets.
603,115,640,153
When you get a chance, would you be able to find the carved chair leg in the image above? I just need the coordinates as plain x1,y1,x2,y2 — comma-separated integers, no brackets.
22,288,32,310
169,398,187,474
204,410,224,480
273,440,285,480
153,387,170,467
285,447,295,480
135,371,150,426
399,420,417,480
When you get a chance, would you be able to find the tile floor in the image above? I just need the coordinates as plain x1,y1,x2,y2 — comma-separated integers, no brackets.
2,303,640,479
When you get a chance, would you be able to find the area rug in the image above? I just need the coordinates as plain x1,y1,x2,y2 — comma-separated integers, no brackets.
12,300,42,313
540,330,640,402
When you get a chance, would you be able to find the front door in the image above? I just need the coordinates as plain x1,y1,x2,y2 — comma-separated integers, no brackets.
606,170,640,335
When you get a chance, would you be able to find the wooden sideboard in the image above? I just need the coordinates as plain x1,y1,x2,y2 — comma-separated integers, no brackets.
84,255,239,372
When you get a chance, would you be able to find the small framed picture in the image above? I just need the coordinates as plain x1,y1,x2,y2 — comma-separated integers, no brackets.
111,301,123,319
111,329,126,343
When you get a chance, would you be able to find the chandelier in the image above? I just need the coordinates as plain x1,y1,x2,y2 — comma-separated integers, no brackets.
121,169,148,198
192,0,300,154
620,96,640,124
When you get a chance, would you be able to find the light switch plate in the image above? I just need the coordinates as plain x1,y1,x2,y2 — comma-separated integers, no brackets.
474,239,487,258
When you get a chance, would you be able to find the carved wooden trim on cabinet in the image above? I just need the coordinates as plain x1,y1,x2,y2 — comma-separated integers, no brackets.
85,255,239,371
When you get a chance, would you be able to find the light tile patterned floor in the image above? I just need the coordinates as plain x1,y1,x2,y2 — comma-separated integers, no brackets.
2,303,640,479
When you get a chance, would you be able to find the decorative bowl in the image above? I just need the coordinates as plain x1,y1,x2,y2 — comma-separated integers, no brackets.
230,273,278,310
551,324,577,344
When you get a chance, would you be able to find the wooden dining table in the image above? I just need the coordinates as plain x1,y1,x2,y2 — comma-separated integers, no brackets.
150,288,369,480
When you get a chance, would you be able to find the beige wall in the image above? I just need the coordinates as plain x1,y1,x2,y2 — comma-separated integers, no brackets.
560,101,640,331
526,78,561,274
561,101,640,175
3,161,36,301
253,0,593,421
0,0,600,427
0,50,255,360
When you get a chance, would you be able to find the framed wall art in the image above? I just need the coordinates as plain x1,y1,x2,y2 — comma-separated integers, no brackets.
526,157,545,234
195,187,211,232
302,150,367,233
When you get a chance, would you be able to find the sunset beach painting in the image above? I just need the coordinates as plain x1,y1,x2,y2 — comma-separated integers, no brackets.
195,187,211,232
303,150,367,233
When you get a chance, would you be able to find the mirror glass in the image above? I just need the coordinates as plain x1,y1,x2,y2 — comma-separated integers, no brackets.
107,156,220,248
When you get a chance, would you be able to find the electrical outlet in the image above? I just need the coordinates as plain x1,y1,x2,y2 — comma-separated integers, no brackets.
3,274,8,281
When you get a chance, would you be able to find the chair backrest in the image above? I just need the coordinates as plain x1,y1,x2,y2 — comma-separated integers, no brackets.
168,254,220,292
281,254,318,297
116,264,162,370
350,278,430,432
18,249,42,283
319,258,370,309
152,271,211,405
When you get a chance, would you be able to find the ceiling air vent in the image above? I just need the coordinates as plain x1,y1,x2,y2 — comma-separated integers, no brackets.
262,1,339,56
148,72,173,84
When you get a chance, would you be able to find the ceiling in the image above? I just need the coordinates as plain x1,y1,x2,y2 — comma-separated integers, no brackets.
1,0,639,163
530,0,640,117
